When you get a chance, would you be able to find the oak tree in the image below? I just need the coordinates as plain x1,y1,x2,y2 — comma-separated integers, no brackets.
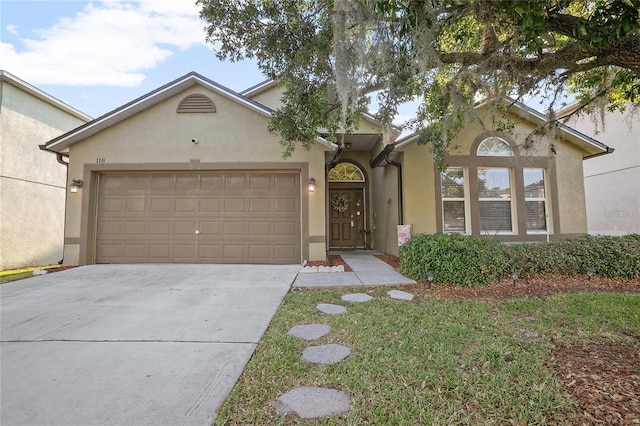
198,0,640,163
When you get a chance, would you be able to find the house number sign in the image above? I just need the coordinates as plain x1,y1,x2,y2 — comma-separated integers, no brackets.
96,158,106,164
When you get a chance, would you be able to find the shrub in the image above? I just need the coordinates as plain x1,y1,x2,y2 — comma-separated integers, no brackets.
399,233,506,286
507,234,640,279
400,233,640,286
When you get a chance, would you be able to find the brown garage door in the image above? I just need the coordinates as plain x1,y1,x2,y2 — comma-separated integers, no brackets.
95,172,301,264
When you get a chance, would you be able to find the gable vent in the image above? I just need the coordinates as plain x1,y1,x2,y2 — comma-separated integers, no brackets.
177,94,216,113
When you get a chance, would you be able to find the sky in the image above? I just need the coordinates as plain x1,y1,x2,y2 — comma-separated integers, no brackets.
0,0,266,118
0,0,547,124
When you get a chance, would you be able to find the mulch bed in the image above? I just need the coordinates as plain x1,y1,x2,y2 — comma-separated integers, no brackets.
305,255,353,272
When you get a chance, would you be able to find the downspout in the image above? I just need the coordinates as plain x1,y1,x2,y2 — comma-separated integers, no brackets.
39,144,69,264
325,145,345,265
384,151,404,225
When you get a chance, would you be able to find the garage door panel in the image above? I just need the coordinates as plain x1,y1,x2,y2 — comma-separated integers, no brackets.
199,222,220,235
198,245,220,260
176,198,196,212
249,175,271,189
149,221,171,236
275,174,296,190
125,222,147,235
151,174,173,190
125,198,147,213
149,244,171,259
150,198,173,213
249,245,270,260
275,198,298,214
223,245,245,260
200,198,221,212
200,175,223,190
175,221,195,236
96,172,301,264
249,198,271,212
224,222,246,236
224,199,246,213
124,244,147,259
249,222,271,236
225,175,247,190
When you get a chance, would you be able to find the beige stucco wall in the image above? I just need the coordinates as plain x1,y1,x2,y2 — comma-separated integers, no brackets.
63,84,329,265
564,108,639,235
0,80,88,270
397,107,588,240
248,85,283,110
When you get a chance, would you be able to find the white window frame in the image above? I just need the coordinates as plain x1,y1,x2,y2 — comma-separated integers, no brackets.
441,167,471,234
524,168,549,235
477,167,516,235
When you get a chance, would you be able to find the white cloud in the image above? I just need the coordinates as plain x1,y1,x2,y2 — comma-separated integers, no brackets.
0,0,207,86
6,24,19,35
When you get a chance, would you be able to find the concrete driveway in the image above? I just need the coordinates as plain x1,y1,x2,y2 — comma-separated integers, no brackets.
0,264,298,426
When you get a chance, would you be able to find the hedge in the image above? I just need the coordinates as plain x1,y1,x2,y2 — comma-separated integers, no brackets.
399,233,640,286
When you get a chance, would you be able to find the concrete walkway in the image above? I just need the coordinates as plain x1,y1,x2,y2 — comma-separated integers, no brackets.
293,253,416,288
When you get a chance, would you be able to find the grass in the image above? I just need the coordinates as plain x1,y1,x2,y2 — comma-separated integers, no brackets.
215,287,640,425
0,265,59,284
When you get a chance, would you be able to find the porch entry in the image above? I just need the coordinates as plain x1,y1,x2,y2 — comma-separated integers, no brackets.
328,162,368,249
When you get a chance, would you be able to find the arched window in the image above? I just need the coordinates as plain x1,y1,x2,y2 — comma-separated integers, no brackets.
328,162,365,182
476,137,513,156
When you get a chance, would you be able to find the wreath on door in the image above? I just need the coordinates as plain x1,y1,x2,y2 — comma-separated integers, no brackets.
332,194,350,213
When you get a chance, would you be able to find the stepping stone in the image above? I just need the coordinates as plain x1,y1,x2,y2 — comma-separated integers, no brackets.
287,324,330,341
387,290,415,301
272,386,351,419
341,293,373,303
302,344,351,365
316,303,347,315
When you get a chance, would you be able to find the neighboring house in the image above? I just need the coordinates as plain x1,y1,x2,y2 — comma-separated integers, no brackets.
0,71,91,270
42,72,611,265
558,103,639,235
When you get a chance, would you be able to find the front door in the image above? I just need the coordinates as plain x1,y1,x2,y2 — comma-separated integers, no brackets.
329,188,364,249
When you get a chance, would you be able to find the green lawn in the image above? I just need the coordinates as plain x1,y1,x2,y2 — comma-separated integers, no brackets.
216,287,639,425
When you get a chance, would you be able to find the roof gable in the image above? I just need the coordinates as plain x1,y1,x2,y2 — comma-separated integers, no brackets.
44,72,274,153
0,70,91,122
395,98,612,159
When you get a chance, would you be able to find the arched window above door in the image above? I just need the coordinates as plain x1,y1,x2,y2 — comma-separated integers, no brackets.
328,162,365,182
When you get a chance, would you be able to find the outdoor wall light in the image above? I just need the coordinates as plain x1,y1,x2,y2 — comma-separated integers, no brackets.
586,267,596,281
511,271,519,286
425,271,434,288
308,178,316,192
69,179,83,193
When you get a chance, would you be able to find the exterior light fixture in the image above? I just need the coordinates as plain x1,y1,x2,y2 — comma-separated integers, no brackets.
425,271,434,288
511,271,519,286
70,179,83,193
308,178,316,192
586,268,595,281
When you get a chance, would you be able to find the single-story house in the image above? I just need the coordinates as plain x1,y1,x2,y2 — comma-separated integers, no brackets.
0,70,91,270
42,72,612,265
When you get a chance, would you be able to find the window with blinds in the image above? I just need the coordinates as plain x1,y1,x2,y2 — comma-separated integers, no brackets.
478,167,513,233
441,168,467,233
524,168,547,233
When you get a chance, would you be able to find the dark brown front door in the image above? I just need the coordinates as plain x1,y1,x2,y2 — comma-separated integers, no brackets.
329,188,364,249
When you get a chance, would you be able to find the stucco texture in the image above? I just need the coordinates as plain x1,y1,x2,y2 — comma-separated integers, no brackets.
63,84,329,265
0,79,88,270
